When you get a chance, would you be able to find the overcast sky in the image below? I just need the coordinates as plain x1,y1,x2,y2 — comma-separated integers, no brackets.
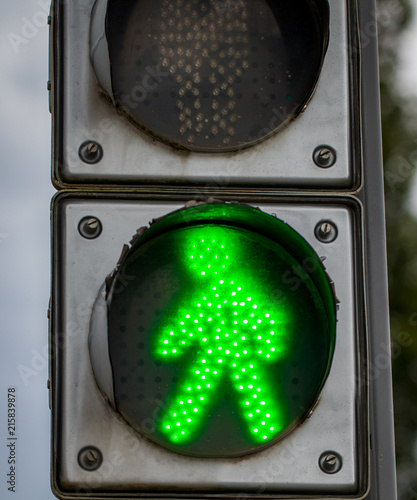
0,1,416,499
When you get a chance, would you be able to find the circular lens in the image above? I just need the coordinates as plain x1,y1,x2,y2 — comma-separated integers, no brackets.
91,204,336,457
102,0,329,152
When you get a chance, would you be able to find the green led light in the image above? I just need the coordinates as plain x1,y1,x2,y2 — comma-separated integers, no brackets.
106,203,336,458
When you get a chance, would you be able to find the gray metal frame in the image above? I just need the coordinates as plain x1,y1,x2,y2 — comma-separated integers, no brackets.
50,194,368,498
50,0,359,189
357,0,397,498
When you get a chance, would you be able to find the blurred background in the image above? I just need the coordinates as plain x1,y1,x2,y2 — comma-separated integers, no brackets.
0,0,416,498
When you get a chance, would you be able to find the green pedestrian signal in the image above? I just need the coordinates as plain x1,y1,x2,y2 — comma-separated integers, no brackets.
152,226,291,446
97,203,336,457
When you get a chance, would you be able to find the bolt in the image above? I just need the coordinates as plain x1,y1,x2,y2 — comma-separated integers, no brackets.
319,222,332,237
315,220,338,244
85,450,98,465
313,145,336,168
319,451,342,474
79,141,103,164
78,446,103,471
319,149,331,160
78,217,103,239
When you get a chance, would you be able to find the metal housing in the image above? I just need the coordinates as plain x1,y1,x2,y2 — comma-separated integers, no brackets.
48,0,398,498
50,0,360,189
50,194,368,498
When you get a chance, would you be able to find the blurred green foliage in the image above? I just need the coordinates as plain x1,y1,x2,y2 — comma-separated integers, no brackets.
377,0,417,497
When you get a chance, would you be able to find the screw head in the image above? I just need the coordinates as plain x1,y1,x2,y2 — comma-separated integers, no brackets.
79,141,103,164
319,451,342,474
313,146,336,168
78,217,103,240
78,446,103,471
315,220,338,244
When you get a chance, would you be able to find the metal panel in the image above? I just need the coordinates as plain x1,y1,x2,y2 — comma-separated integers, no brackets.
50,194,368,498
52,0,357,189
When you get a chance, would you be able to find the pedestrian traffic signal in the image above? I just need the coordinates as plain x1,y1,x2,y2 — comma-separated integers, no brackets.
90,0,329,152
51,195,366,497
51,0,354,188
89,203,336,458
49,0,396,497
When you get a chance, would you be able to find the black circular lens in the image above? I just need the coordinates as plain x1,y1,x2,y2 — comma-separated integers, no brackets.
104,0,329,152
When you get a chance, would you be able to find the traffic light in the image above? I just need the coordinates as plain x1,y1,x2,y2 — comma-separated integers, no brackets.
49,0,396,499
